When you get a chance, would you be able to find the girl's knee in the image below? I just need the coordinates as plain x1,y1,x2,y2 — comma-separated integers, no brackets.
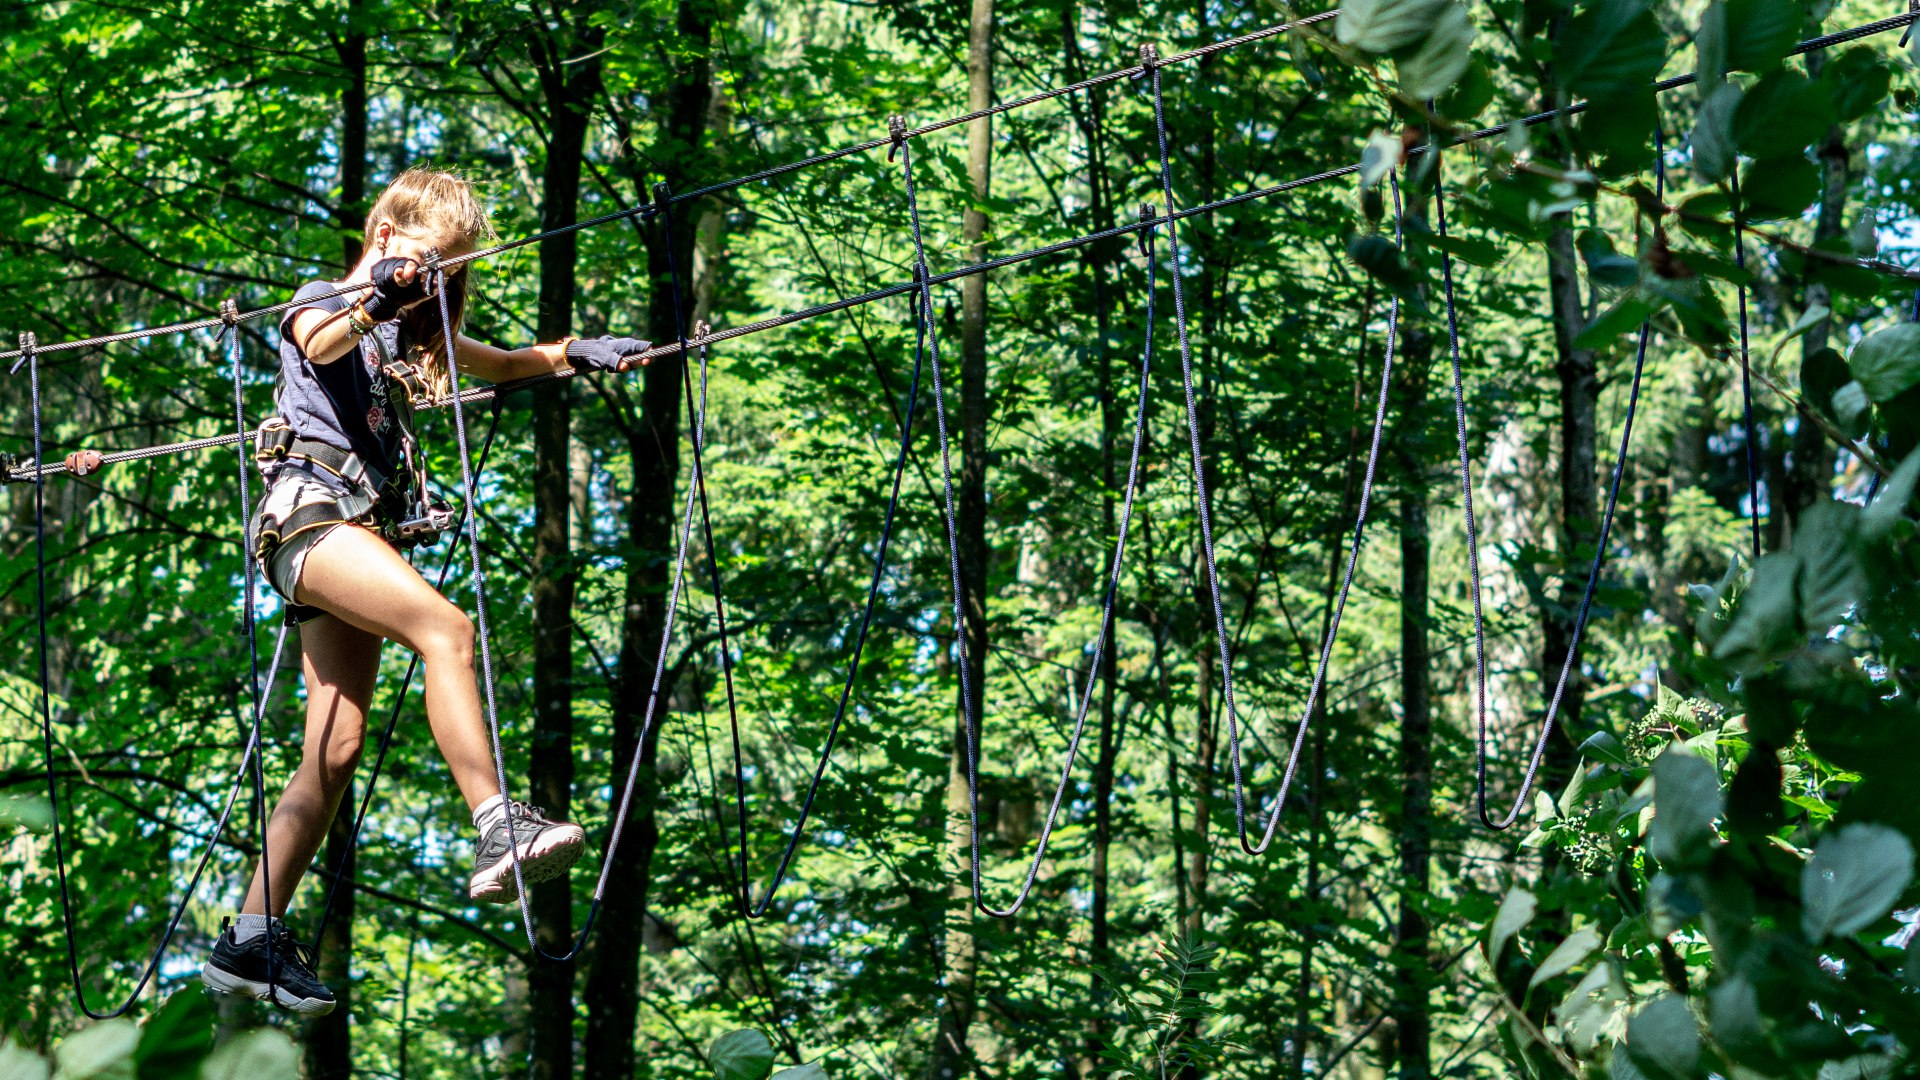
315,729,366,789
418,603,475,666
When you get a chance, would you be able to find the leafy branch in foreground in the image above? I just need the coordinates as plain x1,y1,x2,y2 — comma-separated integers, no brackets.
1090,932,1241,1079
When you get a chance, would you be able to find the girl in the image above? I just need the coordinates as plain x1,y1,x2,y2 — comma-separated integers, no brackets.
200,167,648,1014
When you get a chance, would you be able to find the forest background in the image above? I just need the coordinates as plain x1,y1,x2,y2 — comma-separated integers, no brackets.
4,0,1920,1074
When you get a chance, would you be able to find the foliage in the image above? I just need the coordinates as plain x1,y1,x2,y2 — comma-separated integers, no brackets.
0,0,1917,1072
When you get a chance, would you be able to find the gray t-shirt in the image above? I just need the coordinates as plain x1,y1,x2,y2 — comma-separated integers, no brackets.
275,280,408,488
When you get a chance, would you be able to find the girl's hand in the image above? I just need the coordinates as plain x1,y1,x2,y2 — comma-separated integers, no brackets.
361,257,429,321
565,335,652,373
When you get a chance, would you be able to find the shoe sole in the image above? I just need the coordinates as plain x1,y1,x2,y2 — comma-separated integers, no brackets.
201,961,337,1016
470,823,587,904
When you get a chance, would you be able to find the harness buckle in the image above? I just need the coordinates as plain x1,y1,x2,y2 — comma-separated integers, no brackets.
254,417,296,464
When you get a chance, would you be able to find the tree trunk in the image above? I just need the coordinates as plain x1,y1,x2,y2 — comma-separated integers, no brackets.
583,2,713,1074
1391,282,1434,1080
302,784,354,1080
524,31,605,1080
928,2,992,1077
1543,219,1594,801
1786,45,1848,533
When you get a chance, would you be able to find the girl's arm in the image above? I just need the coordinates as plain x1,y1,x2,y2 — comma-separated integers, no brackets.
288,303,375,366
453,335,571,383
454,334,653,383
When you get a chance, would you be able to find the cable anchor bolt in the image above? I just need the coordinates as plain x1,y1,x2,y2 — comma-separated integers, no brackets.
10,330,35,376
886,114,909,162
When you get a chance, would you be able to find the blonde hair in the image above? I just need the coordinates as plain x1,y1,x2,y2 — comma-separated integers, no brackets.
364,167,493,400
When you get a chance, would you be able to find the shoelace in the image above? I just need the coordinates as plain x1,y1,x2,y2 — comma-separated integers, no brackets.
268,925,320,974
507,800,550,826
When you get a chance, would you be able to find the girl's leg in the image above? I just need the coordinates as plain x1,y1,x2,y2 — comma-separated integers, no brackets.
292,524,499,810
239,612,381,918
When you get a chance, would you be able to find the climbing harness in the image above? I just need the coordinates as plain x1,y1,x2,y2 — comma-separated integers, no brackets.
894,111,1162,915
1148,51,1406,857
1437,129,1669,830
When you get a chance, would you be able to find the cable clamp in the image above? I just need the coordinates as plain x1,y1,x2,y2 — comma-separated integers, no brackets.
10,331,35,376
0,452,19,485
219,297,240,328
1141,202,1159,222
887,115,909,162
653,182,673,214
64,450,104,478
692,318,712,342
1134,43,1160,79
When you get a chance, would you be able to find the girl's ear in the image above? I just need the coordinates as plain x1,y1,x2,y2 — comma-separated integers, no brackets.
372,220,392,254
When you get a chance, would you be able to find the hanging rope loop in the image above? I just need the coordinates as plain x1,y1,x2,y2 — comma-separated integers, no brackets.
11,330,34,375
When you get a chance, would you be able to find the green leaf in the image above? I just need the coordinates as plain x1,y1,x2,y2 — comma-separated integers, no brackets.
1822,47,1892,122
1848,323,1920,402
1723,0,1804,72
1346,234,1426,310
1801,822,1914,941
1360,130,1403,189
1707,975,1767,1056
1336,0,1449,53
1691,82,1742,183
1712,553,1801,674
1792,501,1864,628
1739,153,1821,221
1579,229,1639,287
771,1063,829,1080
1529,925,1603,988
1419,229,1502,267
0,794,53,834
1399,1,1475,98
198,1030,298,1080
1575,296,1657,349
52,1021,138,1080
1487,887,1537,964
1694,1,1727,86
1582,730,1631,766
1832,381,1872,438
134,991,217,1075
1555,0,1667,100
1558,963,1629,1056
0,1041,49,1080
711,1030,776,1080
1731,70,1834,160
1864,450,1920,539
1798,345,1846,419
1625,996,1700,1080
1648,747,1722,867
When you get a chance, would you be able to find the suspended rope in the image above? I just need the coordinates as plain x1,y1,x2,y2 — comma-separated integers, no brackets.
4,10,1910,377
23,327,289,1019
1443,128,1667,831
1148,51,1405,856
661,172,931,921
305,403,505,952
893,116,1160,915
221,304,282,1007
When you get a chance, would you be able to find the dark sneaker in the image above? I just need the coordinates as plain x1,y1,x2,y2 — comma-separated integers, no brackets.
470,801,586,904
200,917,336,1015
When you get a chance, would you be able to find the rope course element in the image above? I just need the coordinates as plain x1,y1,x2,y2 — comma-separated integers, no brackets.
24,326,290,1018
1731,169,1764,560
1152,42,1407,855
900,109,1161,915
1444,129,1667,830
10,7,1915,487
3,8,1909,384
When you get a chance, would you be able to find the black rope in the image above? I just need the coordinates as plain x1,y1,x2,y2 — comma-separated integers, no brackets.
1151,56,1403,856
1730,169,1763,560
674,178,929,920
6,10,1911,371
12,11,1920,482
898,133,1160,915
24,329,288,1019
432,269,538,948
305,403,505,951
222,305,281,1006
1446,129,1667,831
